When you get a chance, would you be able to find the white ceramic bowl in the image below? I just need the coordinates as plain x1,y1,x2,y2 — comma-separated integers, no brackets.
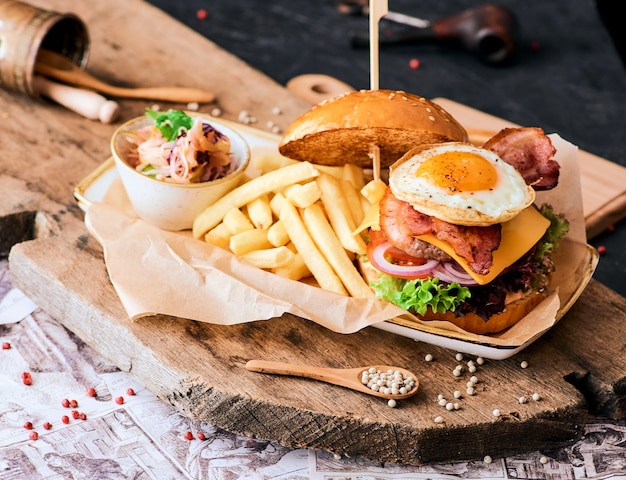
111,113,250,231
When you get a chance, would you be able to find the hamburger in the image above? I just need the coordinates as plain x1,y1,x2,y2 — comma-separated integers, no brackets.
279,89,569,335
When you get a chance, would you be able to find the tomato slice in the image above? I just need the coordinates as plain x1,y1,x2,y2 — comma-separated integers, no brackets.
366,231,439,279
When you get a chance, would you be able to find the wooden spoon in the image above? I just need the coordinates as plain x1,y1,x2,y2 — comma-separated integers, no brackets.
245,360,419,400
35,49,215,104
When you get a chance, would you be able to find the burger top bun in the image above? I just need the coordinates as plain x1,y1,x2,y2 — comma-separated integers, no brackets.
278,89,469,168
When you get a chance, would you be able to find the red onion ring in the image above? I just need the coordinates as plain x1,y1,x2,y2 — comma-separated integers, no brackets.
370,241,439,279
434,263,479,286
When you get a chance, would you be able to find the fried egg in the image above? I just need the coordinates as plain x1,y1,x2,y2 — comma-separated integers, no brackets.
389,142,535,226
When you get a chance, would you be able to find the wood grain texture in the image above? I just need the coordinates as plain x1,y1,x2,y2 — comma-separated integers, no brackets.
3,0,626,467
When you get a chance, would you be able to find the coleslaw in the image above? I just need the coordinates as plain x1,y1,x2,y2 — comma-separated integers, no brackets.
125,109,238,184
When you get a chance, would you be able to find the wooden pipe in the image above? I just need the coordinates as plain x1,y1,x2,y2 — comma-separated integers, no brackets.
33,75,120,124
352,4,519,64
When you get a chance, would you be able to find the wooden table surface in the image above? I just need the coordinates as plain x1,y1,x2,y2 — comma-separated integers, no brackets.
3,0,626,466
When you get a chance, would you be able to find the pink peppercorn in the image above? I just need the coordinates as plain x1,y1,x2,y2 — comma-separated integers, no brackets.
409,58,420,70
196,8,208,20
87,387,96,397
184,431,194,440
21,372,32,385
197,431,206,441
1,342,10,349
69,399,78,408
71,410,80,419
115,396,124,405
29,431,38,440
43,422,52,430
79,413,87,420
61,415,70,424
126,388,135,396
61,398,70,408
23,421,33,430
598,245,607,256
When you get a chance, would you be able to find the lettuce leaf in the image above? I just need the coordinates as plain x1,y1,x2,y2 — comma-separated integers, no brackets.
370,274,471,316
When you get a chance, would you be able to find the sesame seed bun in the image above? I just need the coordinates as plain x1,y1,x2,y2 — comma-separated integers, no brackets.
278,90,469,168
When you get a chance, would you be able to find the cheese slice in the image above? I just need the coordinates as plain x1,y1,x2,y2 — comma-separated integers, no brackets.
417,207,550,285
354,201,551,286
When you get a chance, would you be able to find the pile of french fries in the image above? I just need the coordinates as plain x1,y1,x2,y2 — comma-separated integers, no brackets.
192,154,386,298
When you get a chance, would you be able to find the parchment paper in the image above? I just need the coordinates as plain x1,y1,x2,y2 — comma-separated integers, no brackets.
84,134,592,346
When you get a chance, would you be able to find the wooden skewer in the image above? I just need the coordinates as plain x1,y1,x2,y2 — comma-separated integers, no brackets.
368,0,388,91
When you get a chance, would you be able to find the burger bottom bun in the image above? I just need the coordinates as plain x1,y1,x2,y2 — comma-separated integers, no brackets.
358,257,545,335
417,291,546,335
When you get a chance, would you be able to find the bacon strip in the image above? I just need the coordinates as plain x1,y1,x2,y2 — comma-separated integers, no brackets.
379,188,501,275
483,127,560,190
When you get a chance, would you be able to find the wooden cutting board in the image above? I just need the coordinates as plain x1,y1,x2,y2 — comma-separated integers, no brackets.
3,0,626,467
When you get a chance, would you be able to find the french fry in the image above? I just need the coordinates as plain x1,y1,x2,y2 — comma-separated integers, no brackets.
269,192,286,217
284,180,321,208
230,229,273,256
303,204,374,298
192,161,319,238
341,179,365,226
360,179,387,204
272,252,311,280
251,153,297,174
267,220,289,247
279,199,347,295
240,246,295,269
246,194,273,230
343,163,366,191
204,222,232,249
223,207,254,235
316,173,367,255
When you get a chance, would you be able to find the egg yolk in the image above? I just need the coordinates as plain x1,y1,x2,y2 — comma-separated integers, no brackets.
415,151,498,192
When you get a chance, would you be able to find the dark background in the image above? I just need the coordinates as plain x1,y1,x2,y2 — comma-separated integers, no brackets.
145,0,626,295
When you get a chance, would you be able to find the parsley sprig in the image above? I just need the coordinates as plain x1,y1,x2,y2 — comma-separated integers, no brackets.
145,108,194,142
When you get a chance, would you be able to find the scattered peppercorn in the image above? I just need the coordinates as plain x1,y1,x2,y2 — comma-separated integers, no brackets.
196,8,208,20
43,422,52,430
87,387,96,397
409,58,420,70
115,396,125,405
1,342,10,349
23,421,33,430
29,431,39,441
597,245,607,256
69,399,78,408
79,413,87,420
126,388,135,396
21,372,32,385
184,431,194,440
197,431,206,441
61,398,70,408
61,415,70,424
71,410,80,419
